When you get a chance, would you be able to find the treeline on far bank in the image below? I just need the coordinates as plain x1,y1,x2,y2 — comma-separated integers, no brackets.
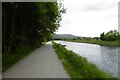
69,30,120,41
100,30,120,41
54,30,120,47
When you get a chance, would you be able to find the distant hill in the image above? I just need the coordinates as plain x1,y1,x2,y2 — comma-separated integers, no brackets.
52,34,78,39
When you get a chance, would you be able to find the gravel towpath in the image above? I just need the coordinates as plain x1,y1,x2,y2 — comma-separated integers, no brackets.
3,42,70,78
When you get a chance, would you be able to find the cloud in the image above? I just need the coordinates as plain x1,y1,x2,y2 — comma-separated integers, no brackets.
82,4,110,12
56,0,119,37
81,1,117,12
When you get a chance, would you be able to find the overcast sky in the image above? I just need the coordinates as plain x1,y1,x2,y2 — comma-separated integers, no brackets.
56,0,119,37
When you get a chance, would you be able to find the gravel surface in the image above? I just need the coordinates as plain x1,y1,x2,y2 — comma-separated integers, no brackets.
3,42,70,78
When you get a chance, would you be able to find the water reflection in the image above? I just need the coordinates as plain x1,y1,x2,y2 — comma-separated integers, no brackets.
55,41,118,78
99,46,118,77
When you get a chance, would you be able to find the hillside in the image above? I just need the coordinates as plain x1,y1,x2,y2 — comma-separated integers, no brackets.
52,34,78,40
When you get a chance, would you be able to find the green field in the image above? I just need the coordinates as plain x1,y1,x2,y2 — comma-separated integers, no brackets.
64,39,119,47
52,41,116,79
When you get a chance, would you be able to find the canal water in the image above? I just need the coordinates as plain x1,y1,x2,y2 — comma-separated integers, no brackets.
55,41,119,78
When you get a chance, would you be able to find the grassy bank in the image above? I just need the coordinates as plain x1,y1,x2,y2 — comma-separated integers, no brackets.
64,39,119,47
52,41,116,79
2,44,43,72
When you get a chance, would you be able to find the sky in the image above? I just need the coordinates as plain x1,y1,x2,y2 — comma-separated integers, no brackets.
56,0,119,37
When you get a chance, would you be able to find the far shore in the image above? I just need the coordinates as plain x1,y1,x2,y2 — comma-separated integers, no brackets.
62,39,120,47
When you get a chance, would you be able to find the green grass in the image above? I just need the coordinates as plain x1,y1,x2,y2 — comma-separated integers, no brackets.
64,39,120,47
2,44,43,72
52,41,118,79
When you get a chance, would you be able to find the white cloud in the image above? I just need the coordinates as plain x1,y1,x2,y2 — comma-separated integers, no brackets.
56,0,119,37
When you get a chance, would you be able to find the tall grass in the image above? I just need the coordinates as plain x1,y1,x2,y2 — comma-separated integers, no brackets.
52,41,117,79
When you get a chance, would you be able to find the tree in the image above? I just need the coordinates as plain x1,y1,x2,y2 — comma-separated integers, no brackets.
100,30,120,41
100,32,105,41
2,2,65,53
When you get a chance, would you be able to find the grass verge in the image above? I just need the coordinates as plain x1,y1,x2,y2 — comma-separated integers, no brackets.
52,41,117,79
64,39,120,47
2,44,43,72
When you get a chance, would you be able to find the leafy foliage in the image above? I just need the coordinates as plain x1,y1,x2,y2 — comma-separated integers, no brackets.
100,30,120,41
2,2,65,53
